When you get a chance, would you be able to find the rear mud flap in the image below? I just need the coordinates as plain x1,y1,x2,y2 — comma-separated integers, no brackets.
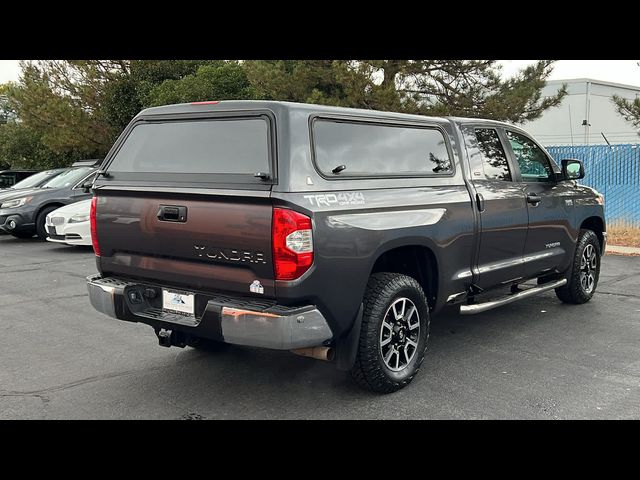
335,303,364,371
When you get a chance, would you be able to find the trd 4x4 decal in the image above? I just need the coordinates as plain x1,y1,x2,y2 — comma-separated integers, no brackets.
303,192,365,207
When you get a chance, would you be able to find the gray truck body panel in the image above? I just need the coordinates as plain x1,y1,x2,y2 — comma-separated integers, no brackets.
89,100,606,348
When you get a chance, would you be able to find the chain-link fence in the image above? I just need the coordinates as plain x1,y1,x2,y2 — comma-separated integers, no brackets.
546,144,640,228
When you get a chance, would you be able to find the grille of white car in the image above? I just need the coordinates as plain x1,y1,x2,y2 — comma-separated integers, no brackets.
50,217,65,226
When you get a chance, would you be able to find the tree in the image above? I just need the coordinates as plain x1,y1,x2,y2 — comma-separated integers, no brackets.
0,89,11,125
1,82,83,168
103,60,211,131
244,60,355,106
0,59,567,170
145,61,257,106
1,60,265,169
243,60,567,123
0,60,232,168
0,92,9,168
0,121,84,169
2,61,125,158
613,63,640,132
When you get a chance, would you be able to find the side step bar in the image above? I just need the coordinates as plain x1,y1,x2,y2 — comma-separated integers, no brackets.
460,279,567,315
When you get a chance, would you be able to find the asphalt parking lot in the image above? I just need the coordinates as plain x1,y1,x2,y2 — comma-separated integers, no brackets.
1,234,639,419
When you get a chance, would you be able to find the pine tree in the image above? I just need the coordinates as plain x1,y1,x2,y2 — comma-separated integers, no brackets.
613,63,640,132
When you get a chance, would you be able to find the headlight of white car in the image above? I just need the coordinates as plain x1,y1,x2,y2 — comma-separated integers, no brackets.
68,213,90,223
0,196,32,209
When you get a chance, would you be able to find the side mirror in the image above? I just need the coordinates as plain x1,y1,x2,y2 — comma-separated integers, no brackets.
561,159,585,181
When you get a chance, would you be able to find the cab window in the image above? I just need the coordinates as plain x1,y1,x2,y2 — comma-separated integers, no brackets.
474,128,512,181
506,130,554,182
313,119,453,177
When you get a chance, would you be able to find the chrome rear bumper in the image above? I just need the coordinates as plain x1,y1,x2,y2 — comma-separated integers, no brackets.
87,274,333,350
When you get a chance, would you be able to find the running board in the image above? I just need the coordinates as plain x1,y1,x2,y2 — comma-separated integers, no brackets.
459,279,567,315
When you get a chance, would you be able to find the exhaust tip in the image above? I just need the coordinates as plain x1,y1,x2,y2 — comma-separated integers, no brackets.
325,347,336,362
291,346,335,362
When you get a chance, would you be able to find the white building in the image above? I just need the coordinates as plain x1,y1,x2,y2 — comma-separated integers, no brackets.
523,78,640,146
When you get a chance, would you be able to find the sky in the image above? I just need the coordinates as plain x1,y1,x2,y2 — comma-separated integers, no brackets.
1,60,639,87
0,60,20,83
499,60,640,86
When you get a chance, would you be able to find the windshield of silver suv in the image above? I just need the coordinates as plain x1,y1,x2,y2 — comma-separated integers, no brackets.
41,167,94,189
10,168,67,189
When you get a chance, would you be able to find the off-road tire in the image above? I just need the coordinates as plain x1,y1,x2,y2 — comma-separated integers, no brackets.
555,229,601,304
351,272,430,393
35,206,60,241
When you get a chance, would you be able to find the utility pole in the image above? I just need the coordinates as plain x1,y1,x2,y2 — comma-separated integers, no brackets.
584,80,591,146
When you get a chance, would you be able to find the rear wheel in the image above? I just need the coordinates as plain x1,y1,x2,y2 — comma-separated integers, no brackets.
35,206,60,240
555,229,601,304
351,272,430,393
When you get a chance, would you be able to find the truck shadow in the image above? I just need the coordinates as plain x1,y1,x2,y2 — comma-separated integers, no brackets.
108,293,598,419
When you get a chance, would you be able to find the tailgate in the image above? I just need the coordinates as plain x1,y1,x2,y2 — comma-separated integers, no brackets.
96,190,275,297
93,110,278,298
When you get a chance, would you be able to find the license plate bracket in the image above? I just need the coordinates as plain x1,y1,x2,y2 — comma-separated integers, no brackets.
162,289,195,316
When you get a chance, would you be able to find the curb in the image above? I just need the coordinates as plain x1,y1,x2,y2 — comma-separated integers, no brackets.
606,244,640,256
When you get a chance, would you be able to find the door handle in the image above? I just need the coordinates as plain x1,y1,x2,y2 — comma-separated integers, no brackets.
476,193,485,212
526,193,541,205
157,205,187,222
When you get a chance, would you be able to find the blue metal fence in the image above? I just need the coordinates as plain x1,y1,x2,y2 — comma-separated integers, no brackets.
546,144,640,227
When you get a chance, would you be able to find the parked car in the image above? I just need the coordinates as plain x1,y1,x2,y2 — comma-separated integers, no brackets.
0,169,38,189
0,168,67,193
0,169,69,214
0,169,65,235
0,166,98,239
45,199,92,246
86,100,606,393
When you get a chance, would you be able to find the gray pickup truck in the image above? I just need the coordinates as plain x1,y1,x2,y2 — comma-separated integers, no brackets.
86,101,606,393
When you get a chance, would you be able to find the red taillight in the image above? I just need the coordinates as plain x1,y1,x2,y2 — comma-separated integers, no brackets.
90,196,100,257
272,208,313,281
190,100,220,105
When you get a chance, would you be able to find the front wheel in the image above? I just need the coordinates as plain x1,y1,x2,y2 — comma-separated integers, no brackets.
36,206,60,240
555,229,601,304
351,272,430,393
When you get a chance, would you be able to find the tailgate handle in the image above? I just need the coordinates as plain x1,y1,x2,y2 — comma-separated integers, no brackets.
157,205,187,223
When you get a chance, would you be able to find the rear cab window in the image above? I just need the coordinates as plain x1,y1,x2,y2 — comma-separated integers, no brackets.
312,118,453,178
473,128,512,181
104,114,274,187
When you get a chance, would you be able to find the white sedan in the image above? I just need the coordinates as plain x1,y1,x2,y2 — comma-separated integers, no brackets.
45,199,92,246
